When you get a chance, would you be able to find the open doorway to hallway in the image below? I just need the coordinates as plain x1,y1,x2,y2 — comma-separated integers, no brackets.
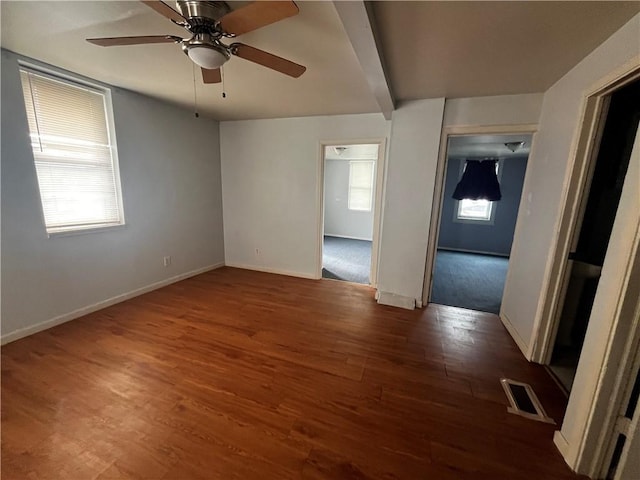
430,133,532,314
321,144,379,285
547,79,639,393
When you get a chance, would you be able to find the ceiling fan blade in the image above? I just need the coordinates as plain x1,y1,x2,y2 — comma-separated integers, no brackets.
140,1,186,24
87,35,181,47
219,1,299,36
202,68,222,84
232,43,306,78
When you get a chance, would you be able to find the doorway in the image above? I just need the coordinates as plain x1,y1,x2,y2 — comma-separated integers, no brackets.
548,79,640,393
429,133,532,314
320,143,382,285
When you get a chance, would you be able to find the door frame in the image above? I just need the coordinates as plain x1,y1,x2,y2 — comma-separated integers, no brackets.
521,57,640,476
422,124,539,307
554,126,639,477
530,59,640,364
316,138,387,287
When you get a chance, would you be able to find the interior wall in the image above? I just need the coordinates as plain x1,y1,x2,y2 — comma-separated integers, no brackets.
443,93,543,127
323,159,374,240
438,155,528,256
421,93,544,307
501,13,640,354
220,114,390,278
376,98,445,308
221,96,536,308
1,49,225,341
219,99,447,307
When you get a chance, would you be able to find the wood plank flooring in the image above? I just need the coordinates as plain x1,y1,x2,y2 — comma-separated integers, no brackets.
1,267,584,479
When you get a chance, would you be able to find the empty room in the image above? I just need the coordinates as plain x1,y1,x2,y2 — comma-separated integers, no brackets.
429,133,531,314
2,2,640,479
322,143,382,285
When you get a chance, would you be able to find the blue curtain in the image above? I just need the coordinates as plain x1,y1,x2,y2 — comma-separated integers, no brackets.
452,159,502,201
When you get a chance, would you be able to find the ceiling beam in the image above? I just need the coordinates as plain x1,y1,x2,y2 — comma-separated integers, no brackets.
333,1,395,120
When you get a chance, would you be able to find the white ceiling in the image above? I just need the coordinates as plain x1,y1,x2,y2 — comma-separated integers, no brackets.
324,143,379,160
448,134,532,160
2,1,639,121
371,1,640,101
0,1,380,120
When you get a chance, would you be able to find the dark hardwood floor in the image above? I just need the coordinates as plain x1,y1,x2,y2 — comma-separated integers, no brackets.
1,267,582,479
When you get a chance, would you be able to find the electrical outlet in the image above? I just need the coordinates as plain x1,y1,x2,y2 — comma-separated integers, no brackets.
163,256,171,267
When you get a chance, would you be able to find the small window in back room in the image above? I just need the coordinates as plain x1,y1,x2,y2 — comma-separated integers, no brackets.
455,160,501,223
348,160,375,212
19,66,125,235
458,198,494,221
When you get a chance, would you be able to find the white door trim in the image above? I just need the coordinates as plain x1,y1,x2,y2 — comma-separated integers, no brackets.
539,57,640,476
530,57,640,364
611,331,640,479
554,164,639,476
316,138,387,288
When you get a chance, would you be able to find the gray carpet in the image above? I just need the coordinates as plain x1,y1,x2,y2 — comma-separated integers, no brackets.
322,236,371,284
431,250,509,314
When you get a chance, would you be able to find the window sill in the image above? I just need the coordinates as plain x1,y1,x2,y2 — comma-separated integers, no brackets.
47,223,126,238
453,217,496,226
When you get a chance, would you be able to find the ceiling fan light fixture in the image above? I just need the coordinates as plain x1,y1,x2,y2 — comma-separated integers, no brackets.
505,141,525,153
334,146,348,155
187,43,230,69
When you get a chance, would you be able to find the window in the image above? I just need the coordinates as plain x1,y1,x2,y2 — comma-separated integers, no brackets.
457,199,493,221
455,160,500,223
19,67,124,234
348,160,375,211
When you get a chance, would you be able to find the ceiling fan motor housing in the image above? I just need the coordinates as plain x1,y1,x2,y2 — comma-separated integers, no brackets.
176,1,231,27
176,1,233,68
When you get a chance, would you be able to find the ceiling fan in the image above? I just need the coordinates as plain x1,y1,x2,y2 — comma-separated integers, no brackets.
87,0,306,84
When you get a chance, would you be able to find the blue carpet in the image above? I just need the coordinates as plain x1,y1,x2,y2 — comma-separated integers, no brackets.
431,250,509,314
322,236,371,284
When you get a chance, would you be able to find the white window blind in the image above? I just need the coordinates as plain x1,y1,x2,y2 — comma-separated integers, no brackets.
19,68,124,234
348,160,375,212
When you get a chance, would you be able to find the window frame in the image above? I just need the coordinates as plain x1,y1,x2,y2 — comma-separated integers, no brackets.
18,62,125,237
453,159,502,225
347,160,375,212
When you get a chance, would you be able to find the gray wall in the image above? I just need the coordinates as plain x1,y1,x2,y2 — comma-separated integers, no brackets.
323,159,374,240
437,155,528,256
1,49,225,340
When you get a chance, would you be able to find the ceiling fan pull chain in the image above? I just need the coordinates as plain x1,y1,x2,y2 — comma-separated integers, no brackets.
192,63,199,118
222,67,226,99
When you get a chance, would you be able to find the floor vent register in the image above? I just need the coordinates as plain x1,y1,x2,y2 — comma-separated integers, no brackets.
501,378,555,424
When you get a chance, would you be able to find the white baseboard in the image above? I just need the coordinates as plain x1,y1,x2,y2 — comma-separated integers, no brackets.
224,262,318,280
499,311,530,359
1,262,225,345
377,291,416,310
438,247,510,258
554,431,570,455
554,426,581,472
324,233,373,242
